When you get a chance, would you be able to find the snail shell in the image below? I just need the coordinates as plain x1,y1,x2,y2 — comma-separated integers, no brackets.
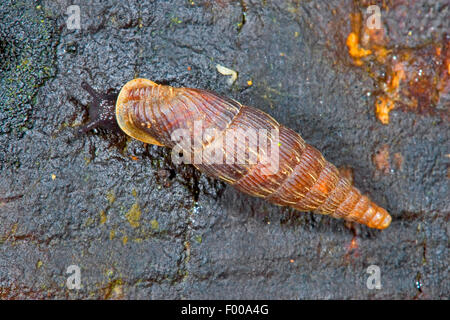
115,78,391,229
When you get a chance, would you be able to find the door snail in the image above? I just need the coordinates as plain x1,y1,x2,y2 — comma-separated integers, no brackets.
80,78,392,230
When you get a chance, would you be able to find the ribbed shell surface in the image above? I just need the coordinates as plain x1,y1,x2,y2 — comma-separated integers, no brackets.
118,82,391,229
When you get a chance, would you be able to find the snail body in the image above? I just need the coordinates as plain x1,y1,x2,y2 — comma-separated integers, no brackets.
82,79,391,229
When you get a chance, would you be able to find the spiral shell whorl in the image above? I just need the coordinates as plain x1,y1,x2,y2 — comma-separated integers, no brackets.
115,79,392,229
256,128,392,229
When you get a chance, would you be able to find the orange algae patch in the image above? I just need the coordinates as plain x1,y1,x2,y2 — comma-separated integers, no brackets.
346,32,372,65
375,96,395,124
374,63,405,124
343,8,449,124
346,12,372,66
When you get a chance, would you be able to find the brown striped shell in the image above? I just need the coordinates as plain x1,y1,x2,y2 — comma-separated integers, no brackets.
116,78,392,229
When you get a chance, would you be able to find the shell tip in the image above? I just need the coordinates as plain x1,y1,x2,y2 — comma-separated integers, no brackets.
377,213,392,229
